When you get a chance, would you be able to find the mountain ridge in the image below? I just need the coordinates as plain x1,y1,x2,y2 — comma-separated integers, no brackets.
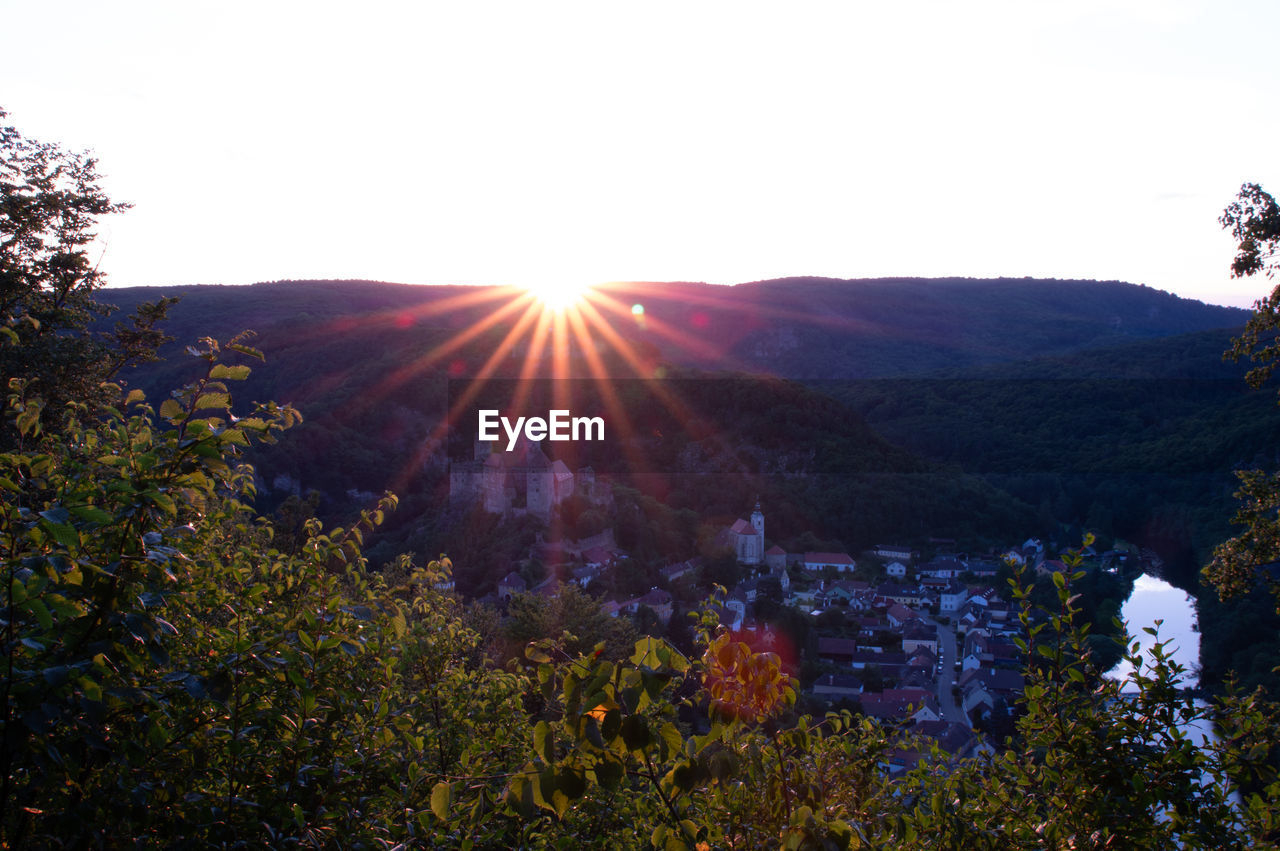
98,276,1249,382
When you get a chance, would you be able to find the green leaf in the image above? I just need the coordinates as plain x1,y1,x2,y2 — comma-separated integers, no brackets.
594,757,624,789
532,766,557,813
16,401,43,437
558,767,586,799
534,720,554,763
194,392,231,411
227,342,265,360
583,716,605,750
159,399,185,421
78,677,102,702
658,722,683,759
430,781,452,821
25,598,53,630
40,521,79,548
601,707,622,743
210,364,252,381
67,504,112,525
621,715,651,752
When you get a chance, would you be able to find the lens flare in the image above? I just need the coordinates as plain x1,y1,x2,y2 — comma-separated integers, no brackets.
526,280,590,312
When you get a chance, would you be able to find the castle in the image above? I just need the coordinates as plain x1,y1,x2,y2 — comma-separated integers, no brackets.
449,437,600,519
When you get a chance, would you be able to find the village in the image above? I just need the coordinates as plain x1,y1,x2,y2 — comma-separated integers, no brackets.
449,444,1147,774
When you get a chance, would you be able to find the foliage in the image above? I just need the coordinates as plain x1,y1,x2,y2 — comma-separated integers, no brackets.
1222,183,1280,395
0,107,175,443
4,330,1280,846
501,582,638,664
0,339,528,846
1204,182,1280,697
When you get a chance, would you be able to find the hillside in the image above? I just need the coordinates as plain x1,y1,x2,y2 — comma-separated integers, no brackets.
99,276,1248,382
93,277,1254,575
827,328,1280,584
634,276,1249,377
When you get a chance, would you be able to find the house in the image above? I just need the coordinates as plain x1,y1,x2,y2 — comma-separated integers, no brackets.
875,545,914,563
860,688,941,723
498,571,527,600
853,616,891,640
885,561,908,579
939,580,968,614
571,565,600,587
901,622,938,655
624,588,674,625
914,720,982,760
849,649,907,670
967,559,1001,578
803,552,857,573
921,557,966,579
877,583,924,607
958,668,1024,719
769,565,791,594
661,558,700,584
816,636,860,666
582,546,617,568
765,545,787,571
1037,559,1069,577
724,591,748,630
886,603,920,628
906,645,938,675
811,673,864,699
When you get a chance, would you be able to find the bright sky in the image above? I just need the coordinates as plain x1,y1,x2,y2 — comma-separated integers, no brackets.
5,1,1278,308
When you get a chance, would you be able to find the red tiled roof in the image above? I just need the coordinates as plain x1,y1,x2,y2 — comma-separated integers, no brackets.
804,552,855,565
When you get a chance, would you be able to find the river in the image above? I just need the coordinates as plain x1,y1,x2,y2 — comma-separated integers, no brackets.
1105,573,1239,814
1107,572,1201,688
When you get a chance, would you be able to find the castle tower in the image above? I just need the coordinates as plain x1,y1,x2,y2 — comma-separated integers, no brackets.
525,442,553,520
483,453,509,514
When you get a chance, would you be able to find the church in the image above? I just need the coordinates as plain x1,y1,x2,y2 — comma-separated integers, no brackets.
718,500,765,565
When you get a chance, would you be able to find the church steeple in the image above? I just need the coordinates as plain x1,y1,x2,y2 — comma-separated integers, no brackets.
751,497,764,538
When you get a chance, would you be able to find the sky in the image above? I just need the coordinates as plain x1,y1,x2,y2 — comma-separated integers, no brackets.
4,1,1279,308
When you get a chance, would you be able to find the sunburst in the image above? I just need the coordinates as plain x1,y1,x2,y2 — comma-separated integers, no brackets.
525,279,589,312
350,278,793,503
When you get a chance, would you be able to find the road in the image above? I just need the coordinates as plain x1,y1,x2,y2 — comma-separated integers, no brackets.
926,614,967,723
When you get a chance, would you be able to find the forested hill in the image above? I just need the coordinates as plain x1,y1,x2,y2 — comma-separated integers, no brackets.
676,277,1249,377
98,277,1248,382
92,276,1254,583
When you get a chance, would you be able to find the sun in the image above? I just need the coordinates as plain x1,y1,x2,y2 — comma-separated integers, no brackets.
525,279,591,311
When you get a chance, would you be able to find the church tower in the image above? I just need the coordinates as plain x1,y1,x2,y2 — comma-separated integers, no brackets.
751,498,764,540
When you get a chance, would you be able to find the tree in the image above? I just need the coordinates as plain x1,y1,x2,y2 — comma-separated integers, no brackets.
1208,183,1280,605
1222,182,1280,394
1,339,531,846
0,107,173,444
